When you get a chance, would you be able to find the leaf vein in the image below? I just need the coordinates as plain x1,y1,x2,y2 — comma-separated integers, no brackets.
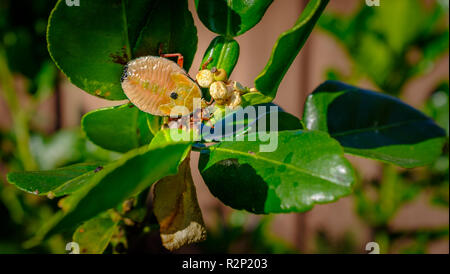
213,146,345,186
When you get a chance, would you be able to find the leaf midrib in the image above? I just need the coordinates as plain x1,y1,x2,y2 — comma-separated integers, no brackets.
330,118,428,138
212,146,346,186
226,0,233,37
52,170,97,196
121,0,132,59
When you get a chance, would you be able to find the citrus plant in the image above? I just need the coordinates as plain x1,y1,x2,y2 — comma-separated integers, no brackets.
6,0,447,253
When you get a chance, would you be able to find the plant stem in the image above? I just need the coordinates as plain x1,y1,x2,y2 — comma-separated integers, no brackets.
0,47,37,171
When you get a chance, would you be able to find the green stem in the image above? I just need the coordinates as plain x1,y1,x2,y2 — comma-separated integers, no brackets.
0,47,37,171
374,229,390,254
379,164,398,222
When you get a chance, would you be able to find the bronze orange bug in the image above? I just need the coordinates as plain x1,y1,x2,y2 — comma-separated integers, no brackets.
121,51,203,117
121,48,252,127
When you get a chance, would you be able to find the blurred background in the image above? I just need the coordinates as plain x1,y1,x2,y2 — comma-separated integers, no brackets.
0,0,448,254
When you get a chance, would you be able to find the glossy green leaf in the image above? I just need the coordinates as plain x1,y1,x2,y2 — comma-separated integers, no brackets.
73,212,118,254
303,81,447,168
147,115,164,137
201,103,302,142
132,0,197,69
148,129,195,163
241,92,273,107
254,0,329,99
149,129,179,148
201,36,240,76
46,142,192,236
47,0,197,100
195,0,273,37
82,103,153,153
7,163,102,197
199,131,355,214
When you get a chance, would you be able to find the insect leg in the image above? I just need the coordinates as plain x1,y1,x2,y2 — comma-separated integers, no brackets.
201,57,213,70
205,118,215,129
160,53,184,68
200,109,215,129
158,42,184,67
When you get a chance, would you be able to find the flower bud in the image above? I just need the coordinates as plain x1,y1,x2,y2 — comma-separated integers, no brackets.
228,91,242,109
233,81,247,94
210,81,233,103
196,69,215,88
213,68,228,82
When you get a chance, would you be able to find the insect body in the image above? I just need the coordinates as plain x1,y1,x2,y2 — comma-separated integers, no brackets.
121,56,202,116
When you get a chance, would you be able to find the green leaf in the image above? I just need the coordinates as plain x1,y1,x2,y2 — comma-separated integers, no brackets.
241,92,273,107
254,0,329,99
201,36,240,76
7,163,102,197
73,212,118,254
47,142,192,236
82,103,153,153
132,0,198,70
202,103,302,142
303,81,447,168
47,0,197,100
148,128,197,165
199,130,355,214
147,114,164,137
149,128,187,145
195,0,273,37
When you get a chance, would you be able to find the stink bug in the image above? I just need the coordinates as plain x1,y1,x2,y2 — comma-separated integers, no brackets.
121,53,202,116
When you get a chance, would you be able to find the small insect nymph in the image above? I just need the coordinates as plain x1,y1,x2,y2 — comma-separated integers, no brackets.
121,50,258,119
121,53,202,116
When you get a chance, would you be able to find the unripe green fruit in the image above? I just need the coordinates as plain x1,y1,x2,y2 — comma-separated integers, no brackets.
214,68,228,82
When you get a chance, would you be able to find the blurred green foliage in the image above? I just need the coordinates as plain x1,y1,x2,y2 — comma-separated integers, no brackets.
0,0,59,253
0,0,57,96
0,0,120,253
199,211,297,254
0,129,122,253
319,0,449,253
319,0,449,95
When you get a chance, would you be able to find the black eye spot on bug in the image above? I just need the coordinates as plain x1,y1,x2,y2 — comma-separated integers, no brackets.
170,92,178,100
120,65,128,82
